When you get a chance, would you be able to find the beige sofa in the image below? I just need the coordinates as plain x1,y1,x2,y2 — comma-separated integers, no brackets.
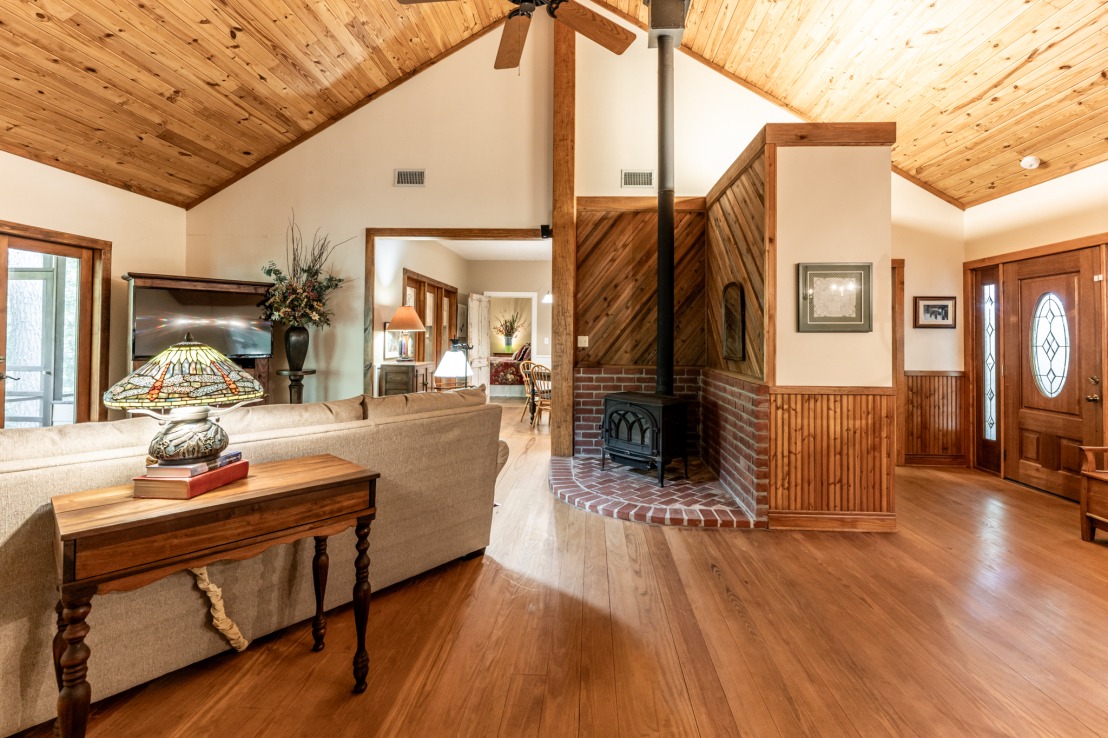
0,388,507,737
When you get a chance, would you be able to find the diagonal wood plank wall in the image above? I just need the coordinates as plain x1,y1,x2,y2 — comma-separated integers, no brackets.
575,206,705,367
706,150,767,381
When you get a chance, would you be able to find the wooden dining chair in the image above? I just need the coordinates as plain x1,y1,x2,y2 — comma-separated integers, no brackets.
530,364,552,428
518,360,536,422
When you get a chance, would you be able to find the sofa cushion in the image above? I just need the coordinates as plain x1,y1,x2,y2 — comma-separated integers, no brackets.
362,385,488,420
0,416,160,463
217,396,364,436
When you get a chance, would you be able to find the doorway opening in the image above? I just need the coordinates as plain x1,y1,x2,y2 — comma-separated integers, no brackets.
0,222,112,428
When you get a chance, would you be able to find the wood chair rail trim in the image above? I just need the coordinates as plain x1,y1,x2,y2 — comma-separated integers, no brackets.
768,385,898,395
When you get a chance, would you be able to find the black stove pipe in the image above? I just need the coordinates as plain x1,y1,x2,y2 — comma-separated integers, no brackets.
656,33,675,397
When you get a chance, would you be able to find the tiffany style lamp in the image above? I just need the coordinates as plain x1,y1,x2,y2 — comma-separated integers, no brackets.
103,334,265,465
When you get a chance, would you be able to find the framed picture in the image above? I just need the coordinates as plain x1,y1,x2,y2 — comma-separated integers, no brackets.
797,262,872,333
914,296,956,328
383,321,400,359
457,303,468,341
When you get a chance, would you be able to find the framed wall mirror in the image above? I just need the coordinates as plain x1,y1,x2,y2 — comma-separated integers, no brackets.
722,281,745,361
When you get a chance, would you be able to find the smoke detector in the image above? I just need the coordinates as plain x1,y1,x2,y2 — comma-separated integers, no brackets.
1020,156,1041,170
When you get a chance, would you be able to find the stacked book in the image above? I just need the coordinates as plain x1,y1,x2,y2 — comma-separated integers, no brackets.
133,450,249,500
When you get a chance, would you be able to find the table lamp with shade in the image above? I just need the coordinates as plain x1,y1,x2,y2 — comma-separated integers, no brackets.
103,334,265,465
386,305,426,362
434,339,475,390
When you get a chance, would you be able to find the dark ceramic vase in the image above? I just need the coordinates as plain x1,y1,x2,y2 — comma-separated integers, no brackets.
285,325,309,372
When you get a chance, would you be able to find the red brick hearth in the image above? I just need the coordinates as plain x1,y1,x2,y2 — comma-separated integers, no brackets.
549,457,754,527
569,365,770,527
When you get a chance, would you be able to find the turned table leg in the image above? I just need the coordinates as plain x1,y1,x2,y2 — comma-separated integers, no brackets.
57,587,95,738
311,536,329,651
53,600,66,691
352,515,373,693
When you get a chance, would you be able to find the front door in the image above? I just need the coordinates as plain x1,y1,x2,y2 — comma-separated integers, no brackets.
1003,248,1103,500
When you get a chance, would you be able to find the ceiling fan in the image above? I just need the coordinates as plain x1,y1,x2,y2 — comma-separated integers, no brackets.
398,0,635,69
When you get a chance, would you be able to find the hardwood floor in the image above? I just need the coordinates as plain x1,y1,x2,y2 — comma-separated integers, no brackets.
19,399,1108,737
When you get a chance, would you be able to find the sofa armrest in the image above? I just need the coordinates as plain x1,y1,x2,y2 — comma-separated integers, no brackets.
497,439,510,477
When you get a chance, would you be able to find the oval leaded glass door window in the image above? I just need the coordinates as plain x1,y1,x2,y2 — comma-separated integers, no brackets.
1030,292,1070,398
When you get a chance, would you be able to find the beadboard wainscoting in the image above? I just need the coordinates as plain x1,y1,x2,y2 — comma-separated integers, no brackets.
768,387,897,532
903,371,967,467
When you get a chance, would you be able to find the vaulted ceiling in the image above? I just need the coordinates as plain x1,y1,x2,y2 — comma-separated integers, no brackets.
602,0,1108,208
0,0,508,208
0,0,1105,209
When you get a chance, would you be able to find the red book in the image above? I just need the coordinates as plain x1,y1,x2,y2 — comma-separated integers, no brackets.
133,460,250,500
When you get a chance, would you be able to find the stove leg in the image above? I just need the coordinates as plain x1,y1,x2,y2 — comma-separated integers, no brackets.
657,458,665,488
600,448,606,471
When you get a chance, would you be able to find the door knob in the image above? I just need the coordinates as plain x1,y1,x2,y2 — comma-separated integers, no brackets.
1087,394,1101,402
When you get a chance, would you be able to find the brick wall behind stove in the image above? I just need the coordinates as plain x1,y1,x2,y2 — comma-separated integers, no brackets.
699,369,770,522
573,367,701,457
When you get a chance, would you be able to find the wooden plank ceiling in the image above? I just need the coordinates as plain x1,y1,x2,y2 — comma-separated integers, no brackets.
0,0,508,207
599,0,1108,208
0,0,1106,208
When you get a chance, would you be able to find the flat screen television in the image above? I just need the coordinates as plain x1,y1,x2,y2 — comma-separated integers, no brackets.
132,287,273,360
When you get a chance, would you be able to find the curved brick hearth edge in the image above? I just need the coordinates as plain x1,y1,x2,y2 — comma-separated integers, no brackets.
548,458,755,528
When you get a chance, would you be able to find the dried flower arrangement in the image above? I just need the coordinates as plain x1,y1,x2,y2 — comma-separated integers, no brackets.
492,311,529,339
261,216,350,328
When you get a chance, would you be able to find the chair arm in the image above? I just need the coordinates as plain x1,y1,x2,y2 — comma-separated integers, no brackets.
1079,446,1108,472
496,439,510,477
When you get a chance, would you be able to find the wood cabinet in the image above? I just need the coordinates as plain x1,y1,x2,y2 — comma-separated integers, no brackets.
379,361,434,396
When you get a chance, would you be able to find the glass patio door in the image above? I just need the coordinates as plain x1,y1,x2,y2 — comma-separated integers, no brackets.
2,246,81,428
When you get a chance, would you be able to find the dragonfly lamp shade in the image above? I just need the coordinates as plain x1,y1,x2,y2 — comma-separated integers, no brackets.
103,334,264,464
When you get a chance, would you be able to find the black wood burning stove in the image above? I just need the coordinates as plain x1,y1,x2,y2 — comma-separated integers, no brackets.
600,392,688,487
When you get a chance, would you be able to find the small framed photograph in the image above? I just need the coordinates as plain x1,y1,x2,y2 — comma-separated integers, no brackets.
797,262,872,333
914,297,956,328
383,321,400,359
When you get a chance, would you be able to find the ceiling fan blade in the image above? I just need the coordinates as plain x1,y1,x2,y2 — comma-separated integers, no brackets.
494,13,532,69
553,0,634,55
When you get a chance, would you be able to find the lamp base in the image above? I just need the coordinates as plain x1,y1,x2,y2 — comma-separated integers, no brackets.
148,406,230,465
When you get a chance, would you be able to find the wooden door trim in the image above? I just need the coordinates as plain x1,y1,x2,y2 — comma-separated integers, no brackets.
964,230,1108,271
893,259,905,466
363,228,545,396
0,236,6,426
0,221,112,423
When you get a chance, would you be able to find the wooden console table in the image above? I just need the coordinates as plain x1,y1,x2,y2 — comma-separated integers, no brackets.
49,455,379,738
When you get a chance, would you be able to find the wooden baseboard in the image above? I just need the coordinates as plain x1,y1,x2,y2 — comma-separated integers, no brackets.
904,454,968,467
767,511,897,532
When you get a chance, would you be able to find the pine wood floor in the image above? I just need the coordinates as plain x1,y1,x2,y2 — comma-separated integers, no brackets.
20,400,1108,737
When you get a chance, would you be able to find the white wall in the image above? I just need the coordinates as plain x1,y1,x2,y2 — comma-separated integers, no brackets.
575,9,800,196
965,158,1108,261
776,146,894,387
187,21,554,403
0,151,186,414
891,175,965,371
467,260,553,360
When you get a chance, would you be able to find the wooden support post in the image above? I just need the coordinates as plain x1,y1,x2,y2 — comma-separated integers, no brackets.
551,23,576,458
